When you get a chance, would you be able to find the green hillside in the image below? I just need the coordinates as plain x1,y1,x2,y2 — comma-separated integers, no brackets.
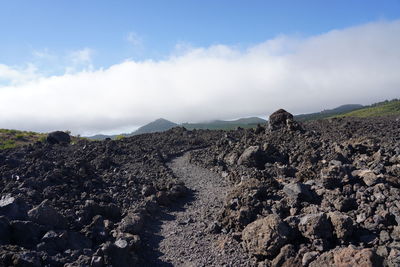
0,129,46,150
295,104,364,122
335,99,400,118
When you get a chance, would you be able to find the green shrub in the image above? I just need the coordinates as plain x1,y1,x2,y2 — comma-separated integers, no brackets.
115,135,125,140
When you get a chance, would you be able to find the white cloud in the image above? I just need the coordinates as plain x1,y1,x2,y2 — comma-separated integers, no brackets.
69,48,93,65
0,20,399,135
126,32,143,47
0,64,39,85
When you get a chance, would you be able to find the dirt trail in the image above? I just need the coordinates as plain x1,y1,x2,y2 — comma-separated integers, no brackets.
142,152,254,266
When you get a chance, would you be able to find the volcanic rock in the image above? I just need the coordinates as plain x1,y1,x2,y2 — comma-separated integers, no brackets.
328,211,354,240
46,131,71,145
353,169,380,186
237,146,265,168
269,109,300,131
310,246,381,267
0,194,28,220
10,220,42,248
298,213,332,240
28,200,67,229
242,214,291,258
118,212,144,235
0,216,10,245
283,182,314,202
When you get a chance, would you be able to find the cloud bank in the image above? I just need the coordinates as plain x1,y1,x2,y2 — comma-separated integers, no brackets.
0,20,399,135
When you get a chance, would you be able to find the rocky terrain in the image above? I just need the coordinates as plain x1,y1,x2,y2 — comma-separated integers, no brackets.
190,110,400,266
0,109,399,266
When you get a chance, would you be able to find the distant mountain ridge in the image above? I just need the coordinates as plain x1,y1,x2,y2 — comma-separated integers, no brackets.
86,117,266,140
87,100,400,140
133,118,178,135
294,104,364,122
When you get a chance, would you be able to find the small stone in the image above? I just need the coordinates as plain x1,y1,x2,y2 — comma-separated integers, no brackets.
115,239,128,249
392,226,400,241
90,255,104,267
302,251,319,266
380,230,391,243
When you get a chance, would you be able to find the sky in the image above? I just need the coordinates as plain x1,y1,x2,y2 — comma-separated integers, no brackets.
0,0,399,135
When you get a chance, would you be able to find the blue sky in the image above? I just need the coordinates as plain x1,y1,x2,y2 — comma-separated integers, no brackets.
0,1,399,134
1,0,399,69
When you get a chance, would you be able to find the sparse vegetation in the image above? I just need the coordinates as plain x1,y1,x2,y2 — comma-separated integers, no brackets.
115,134,125,140
334,99,400,118
0,129,46,149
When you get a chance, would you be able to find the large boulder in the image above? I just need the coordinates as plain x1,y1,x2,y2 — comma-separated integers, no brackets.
28,200,67,229
237,146,265,169
328,212,354,240
118,212,145,235
298,213,332,240
0,216,10,245
46,131,71,145
352,169,380,186
283,183,314,202
242,214,291,258
10,220,42,248
269,109,299,131
309,246,381,267
0,194,28,220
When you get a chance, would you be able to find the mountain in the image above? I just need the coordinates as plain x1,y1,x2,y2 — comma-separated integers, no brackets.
182,117,267,130
294,104,364,122
132,118,178,135
334,99,400,118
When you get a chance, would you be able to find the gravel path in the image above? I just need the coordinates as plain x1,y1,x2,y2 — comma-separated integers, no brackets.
141,152,254,266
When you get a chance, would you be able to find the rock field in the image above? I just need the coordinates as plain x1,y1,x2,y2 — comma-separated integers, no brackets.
0,110,399,266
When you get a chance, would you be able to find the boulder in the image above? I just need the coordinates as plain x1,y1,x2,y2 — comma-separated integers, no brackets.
353,169,380,186
11,251,42,267
67,231,93,250
328,212,354,240
37,230,68,255
298,213,332,240
283,183,314,202
333,197,357,212
271,244,298,266
0,194,28,220
0,216,10,245
242,214,291,258
333,246,381,267
309,246,381,267
28,200,67,229
237,146,265,168
101,240,138,267
118,212,144,235
46,131,71,145
269,109,299,131
10,220,42,248
388,248,400,267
